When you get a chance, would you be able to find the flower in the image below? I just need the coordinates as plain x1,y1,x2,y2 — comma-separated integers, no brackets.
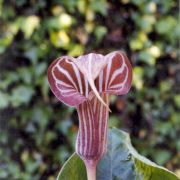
47,51,132,180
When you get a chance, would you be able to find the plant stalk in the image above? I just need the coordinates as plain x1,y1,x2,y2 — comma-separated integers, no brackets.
85,161,97,180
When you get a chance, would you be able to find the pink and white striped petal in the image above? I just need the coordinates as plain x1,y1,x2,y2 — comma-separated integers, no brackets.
96,51,132,95
47,56,90,107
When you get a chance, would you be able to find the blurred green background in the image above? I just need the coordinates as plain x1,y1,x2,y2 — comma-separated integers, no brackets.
0,0,179,179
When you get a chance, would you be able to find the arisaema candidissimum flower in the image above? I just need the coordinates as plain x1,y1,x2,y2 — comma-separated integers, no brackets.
48,51,132,180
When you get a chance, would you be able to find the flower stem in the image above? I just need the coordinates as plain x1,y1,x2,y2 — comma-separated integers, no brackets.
85,161,97,180
86,166,96,180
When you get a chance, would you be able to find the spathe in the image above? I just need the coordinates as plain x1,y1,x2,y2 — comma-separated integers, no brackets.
47,51,132,180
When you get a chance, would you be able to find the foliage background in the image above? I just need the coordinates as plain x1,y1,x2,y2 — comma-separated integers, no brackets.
0,0,179,179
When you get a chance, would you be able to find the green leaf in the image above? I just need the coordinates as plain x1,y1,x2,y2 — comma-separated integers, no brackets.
152,149,171,165
173,95,180,108
89,0,107,15
68,44,84,56
156,17,176,35
10,86,34,107
94,26,107,43
21,16,40,39
50,30,70,48
57,153,87,180
57,128,179,180
0,91,9,109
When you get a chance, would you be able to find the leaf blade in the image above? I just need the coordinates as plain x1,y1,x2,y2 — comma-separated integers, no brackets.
57,153,87,180
57,128,179,180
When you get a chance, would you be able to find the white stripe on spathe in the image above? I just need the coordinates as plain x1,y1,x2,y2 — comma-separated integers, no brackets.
87,102,93,156
56,63,79,90
81,104,88,155
108,63,125,86
67,60,83,94
84,77,89,98
105,59,112,90
99,70,103,93
98,95,104,154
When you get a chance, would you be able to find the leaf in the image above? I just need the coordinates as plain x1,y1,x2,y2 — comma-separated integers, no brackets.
94,26,107,43
133,67,144,90
57,153,87,180
0,91,9,109
68,44,84,56
50,30,70,48
21,16,40,39
156,17,176,35
57,128,179,180
10,86,34,107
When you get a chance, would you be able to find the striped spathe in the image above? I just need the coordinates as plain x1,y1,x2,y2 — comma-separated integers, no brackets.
47,51,132,169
